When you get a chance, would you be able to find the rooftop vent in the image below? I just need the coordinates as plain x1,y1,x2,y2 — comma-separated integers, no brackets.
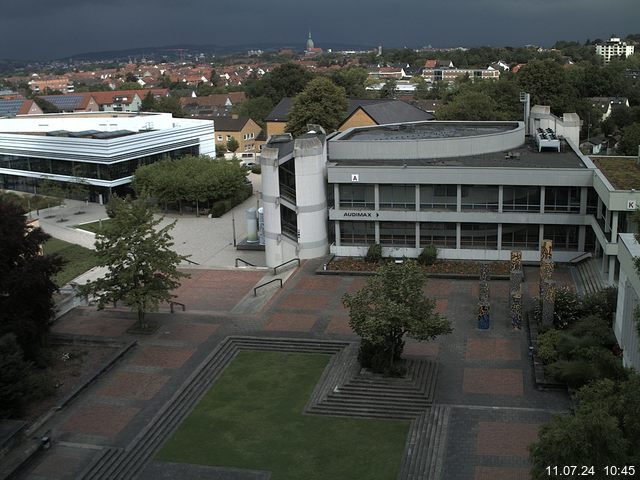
535,127,561,152
270,133,293,144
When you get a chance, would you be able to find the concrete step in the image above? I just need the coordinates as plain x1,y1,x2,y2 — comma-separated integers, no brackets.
324,395,428,410
308,404,418,419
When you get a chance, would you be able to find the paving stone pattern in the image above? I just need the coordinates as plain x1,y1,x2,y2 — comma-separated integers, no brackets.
19,262,574,480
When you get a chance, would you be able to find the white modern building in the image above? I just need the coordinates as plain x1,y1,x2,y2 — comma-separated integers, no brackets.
595,37,635,64
0,112,215,203
260,108,640,289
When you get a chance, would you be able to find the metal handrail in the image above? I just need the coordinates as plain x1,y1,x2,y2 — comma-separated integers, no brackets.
169,301,186,313
273,258,300,275
568,252,592,264
254,278,283,296
235,258,256,267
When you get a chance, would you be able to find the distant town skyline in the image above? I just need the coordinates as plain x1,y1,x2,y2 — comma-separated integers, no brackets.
1,0,639,60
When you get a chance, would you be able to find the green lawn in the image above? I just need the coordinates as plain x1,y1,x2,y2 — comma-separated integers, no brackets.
75,219,111,233
43,238,100,286
157,351,410,480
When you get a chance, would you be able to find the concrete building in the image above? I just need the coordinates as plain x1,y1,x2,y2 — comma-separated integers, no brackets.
614,234,640,370
595,37,635,64
259,108,640,291
0,112,214,203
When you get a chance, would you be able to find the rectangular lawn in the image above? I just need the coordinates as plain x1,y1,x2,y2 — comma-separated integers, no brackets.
157,351,410,480
43,238,99,286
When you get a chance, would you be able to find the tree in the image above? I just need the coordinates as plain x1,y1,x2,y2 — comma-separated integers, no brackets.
529,374,640,477
80,196,189,329
330,67,368,98
244,63,314,104
0,197,63,361
141,91,156,111
529,411,629,479
285,77,348,136
226,136,239,153
0,334,32,418
618,123,640,156
379,79,397,99
517,59,578,115
236,96,273,127
436,90,500,121
342,261,452,374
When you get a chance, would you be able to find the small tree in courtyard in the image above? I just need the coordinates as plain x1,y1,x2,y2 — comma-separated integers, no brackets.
226,137,239,153
342,260,452,375
80,196,189,329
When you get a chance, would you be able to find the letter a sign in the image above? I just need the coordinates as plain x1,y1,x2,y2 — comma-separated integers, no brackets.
351,174,359,182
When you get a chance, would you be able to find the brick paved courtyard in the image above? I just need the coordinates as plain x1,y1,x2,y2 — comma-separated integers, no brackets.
19,262,571,480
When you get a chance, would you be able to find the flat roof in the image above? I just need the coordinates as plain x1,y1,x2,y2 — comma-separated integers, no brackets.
591,156,640,190
339,121,519,141
329,139,586,169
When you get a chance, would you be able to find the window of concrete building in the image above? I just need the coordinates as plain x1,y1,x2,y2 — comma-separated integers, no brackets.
461,185,499,211
420,185,456,210
502,224,539,249
460,223,498,249
587,188,598,215
379,184,415,210
380,222,416,246
339,184,374,209
278,160,296,203
543,225,579,250
545,186,580,213
340,221,376,245
503,186,540,212
50,159,74,176
420,222,456,247
280,206,298,240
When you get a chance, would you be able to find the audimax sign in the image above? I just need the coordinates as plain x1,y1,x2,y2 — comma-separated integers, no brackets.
343,211,379,218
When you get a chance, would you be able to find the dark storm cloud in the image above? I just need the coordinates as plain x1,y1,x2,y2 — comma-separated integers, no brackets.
1,0,638,60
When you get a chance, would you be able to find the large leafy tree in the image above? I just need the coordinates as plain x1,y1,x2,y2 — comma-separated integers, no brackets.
618,123,640,156
80,196,189,329
342,261,452,374
529,375,640,478
517,59,578,115
0,334,33,418
244,63,314,105
285,77,348,136
0,197,62,361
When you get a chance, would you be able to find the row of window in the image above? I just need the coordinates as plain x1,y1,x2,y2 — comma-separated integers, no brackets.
339,222,579,251
337,184,589,213
0,146,199,181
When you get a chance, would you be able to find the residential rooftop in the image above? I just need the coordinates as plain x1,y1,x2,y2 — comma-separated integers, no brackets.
591,156,640,190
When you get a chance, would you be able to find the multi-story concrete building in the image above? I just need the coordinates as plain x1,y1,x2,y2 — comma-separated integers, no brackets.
0,112,214,203
613,233,640,370
259,108,640,291
595,37,635,64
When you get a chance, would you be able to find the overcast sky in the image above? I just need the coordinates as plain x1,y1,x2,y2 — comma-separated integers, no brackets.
1,0,639,60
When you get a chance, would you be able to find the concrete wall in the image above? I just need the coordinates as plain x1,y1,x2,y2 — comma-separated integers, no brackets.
294,135,329,260
329,121,524,160
615,234,640,370
338,109,376,132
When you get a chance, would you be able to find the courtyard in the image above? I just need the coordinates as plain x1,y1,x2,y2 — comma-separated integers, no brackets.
14,259,571,480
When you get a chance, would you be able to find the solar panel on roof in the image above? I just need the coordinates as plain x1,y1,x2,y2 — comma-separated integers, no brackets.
0,99,25,116
41,95,83,110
